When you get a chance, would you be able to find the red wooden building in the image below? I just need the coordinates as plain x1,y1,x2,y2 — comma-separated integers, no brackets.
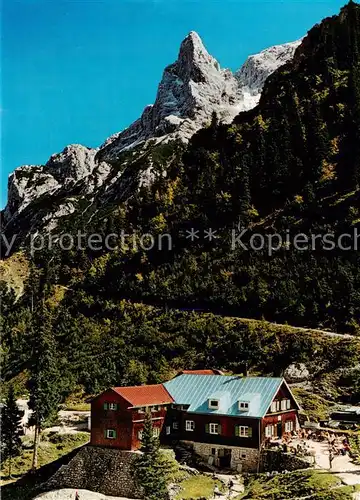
90,384,174,450
90,374,300,471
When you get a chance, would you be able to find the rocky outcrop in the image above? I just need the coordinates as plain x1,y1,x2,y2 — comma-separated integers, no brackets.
235,40,302,108
44,446,143,499
3,145,112,224
284,363,311,383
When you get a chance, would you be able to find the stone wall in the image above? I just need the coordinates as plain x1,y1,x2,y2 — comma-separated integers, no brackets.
44,445,143,498
261,449,311,472
183,441,260,473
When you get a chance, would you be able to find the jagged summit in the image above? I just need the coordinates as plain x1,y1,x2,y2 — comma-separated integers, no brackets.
176,31,220,82
98,33,301,162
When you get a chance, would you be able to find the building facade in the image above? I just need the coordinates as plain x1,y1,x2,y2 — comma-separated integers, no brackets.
90,384,174,450
90,373,300,471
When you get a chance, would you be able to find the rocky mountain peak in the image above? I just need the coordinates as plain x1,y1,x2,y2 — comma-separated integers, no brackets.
176,31,220,83
2,33,302,241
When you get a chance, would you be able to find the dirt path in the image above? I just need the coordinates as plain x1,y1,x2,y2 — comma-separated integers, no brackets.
209,474,244,499
298,439,360,486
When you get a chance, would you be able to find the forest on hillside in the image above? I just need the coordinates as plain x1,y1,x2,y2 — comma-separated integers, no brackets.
1,2,360,403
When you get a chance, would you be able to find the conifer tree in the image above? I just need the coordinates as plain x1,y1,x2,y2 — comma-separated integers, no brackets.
2,385,23,478
27,305,61,471
133,410,169,500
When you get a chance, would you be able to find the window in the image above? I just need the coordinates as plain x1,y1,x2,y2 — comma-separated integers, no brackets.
235,425,252,437
285,421,294,432
153,427,160,438
185,420,195,432
166,426,171,435
239,401,249,411
265,425,275,438
211,448,216,456
151,405,160,412
281,400,287,411
270,400,280,413
138,406,146,413
241,453,247,459
209,423,219,435
173,421,179,430
106,429,116,439
208,399,219,410
108,403,118,410
240,426,249,437
138,430,143,440
286,399,291,410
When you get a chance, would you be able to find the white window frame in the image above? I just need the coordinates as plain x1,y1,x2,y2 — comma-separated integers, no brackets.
209,423,219,435
166,426,171,435
286,399,291,410
173,421,179,430
138,430,143,440
138,406,146,413
106,429,116,439
185,420,195,432
271,400,280,413
285,421,294,432
108,403,117,410
241,452,247,459
208,399,219,410
239,401,249,411
239,426,249,437
281,399,287,411
153,427,160,438
151,405,160,412
265,425,274,438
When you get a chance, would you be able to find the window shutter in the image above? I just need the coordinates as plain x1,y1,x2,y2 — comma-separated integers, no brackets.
104,429,107,438
103,403,108,410
114,430,117,438
218,424,222,435
248,427,253,438
235,425,239,437
205,424,210,434
114,403,118,411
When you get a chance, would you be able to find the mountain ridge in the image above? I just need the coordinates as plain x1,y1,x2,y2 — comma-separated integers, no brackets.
1,33,301,246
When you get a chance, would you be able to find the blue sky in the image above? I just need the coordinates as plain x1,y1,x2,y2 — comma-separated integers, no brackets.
1,0,346,207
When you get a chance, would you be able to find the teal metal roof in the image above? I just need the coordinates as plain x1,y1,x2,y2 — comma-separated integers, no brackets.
164,375,284,418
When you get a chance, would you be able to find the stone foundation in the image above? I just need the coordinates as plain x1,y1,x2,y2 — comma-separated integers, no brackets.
44,445,143,498
182,441,260,473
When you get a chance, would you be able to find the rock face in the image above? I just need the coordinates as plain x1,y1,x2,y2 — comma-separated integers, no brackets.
44,446,143,499
284,363,311,383
235,40,302,109
1,32,301,245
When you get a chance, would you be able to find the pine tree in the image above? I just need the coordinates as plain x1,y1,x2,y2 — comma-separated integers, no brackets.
27,305,61,471
2,385,23,478
133,410,169,500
